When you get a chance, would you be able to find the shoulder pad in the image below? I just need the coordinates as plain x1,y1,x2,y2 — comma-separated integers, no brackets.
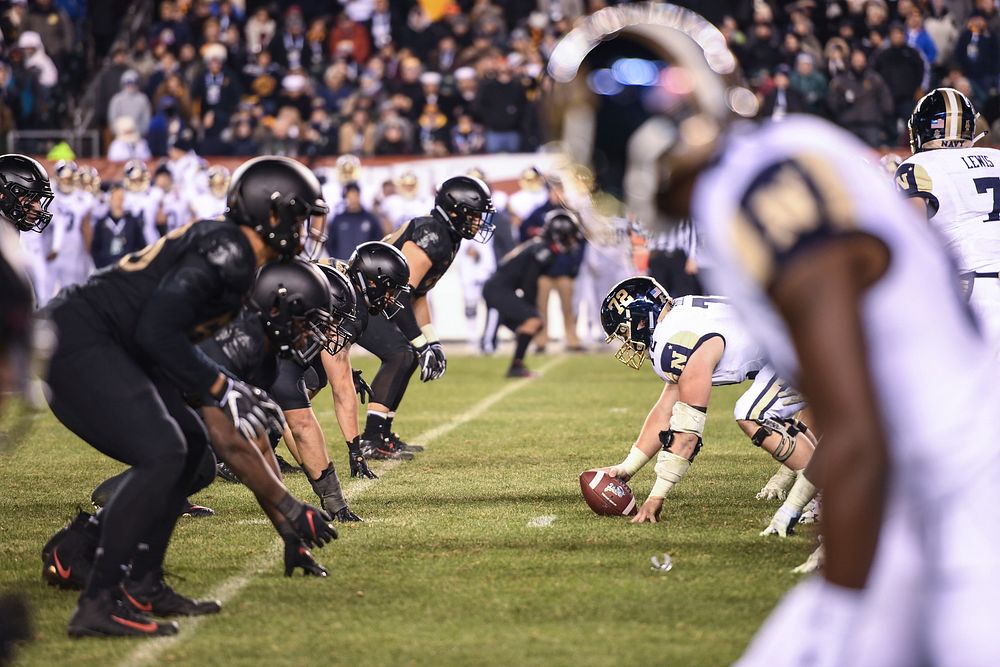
211,311,268,379
410,217,455,263
894,160,939,217
531,239,553,263
194,221,256,291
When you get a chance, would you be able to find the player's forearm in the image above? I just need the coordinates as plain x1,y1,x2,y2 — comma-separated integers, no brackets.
412,294,432,328
392,289,424,342
201,406,288,505
820,426,886,589
327,352,360,442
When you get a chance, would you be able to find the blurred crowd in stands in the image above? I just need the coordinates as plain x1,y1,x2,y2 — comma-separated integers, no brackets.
6,0,1000,158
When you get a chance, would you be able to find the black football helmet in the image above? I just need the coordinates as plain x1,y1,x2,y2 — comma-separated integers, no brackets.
909,87,981,153
312,262,360,352
0,154,53,233
228,156,329,260
433,175,496,243
601,276,672,370
346,241,410,318
542,208,584,253
249,259,354,364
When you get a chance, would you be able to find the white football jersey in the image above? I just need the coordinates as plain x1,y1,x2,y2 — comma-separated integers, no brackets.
896,145,1000,273
649,296,764,385
124,188,161,244
693,115,998,498
189,191,225,221
382,194,433,231
49,190,91,259
162,188,194,231
508,188,547,221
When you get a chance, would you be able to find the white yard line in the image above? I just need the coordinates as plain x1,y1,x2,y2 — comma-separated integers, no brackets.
117,356,567,667
526,515,556,528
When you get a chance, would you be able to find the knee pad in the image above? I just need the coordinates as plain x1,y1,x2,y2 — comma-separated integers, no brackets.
658,429,703,462
752,418,797,463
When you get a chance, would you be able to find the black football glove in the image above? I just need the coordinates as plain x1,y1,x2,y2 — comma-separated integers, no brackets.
353,369,372,404
348,437,378,479
427,342,447,381
212,378,286,441
283,538,328,577
276,495,337,549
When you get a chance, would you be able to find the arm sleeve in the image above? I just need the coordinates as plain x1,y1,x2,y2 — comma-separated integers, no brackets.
134,252,224,396
392,289,424,342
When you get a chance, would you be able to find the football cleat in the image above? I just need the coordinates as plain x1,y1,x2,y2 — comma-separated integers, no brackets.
122,573,221,617
42,511,98,590
283,539,329,577
216,461,242,484
181,501,215,518
506,364,538,379
331,506,362,522
385,431,423,453
359,436,413,461
276,455,302,475
68,589,179,638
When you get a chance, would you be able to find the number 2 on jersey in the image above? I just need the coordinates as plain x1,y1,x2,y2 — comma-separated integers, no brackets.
974,177,1000,222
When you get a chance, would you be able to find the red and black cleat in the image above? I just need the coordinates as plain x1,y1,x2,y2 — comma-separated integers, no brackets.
385,431,423,453
42,511,98,590
359,436,413,461
121,572,221,617
68,589,179,638
181,500,215,518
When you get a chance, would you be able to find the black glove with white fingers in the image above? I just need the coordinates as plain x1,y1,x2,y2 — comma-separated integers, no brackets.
210,377,286,442
415,342,446,382
353,369,372,403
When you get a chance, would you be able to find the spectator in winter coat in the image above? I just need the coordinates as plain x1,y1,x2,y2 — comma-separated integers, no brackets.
107,69,152,137
789,53,827,116
827,48,894,147
873,24,928,129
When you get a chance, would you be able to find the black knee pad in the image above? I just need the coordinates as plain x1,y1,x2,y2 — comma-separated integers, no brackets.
658,429,703,463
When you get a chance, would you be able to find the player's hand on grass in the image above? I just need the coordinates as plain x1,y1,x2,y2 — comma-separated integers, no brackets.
760,504,800,537
791,544,824,574
756,466,796,501
631,497,663,524
278,495,337,548
347,437,377,479
283,538,329,577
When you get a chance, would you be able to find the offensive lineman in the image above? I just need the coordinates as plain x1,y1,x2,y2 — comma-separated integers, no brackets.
895,88,1000,360
549,6,1000,665
41,156,336,637
593,277,817,530
359,176,496,459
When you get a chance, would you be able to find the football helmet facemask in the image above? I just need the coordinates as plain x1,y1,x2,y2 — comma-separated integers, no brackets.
601,276,672,370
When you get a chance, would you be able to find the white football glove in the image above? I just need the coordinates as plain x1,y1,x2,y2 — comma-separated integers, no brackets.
760,504,801,537
791,544,824,574
798,497,821,524
756,466,797,501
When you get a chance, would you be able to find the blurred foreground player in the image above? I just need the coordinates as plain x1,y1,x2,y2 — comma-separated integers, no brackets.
41,156,336,637
550,5,1000,665
3,155,55,304
482,209,582,377
359,176,496,459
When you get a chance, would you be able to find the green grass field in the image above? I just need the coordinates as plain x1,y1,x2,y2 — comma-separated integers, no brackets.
0,352,817,666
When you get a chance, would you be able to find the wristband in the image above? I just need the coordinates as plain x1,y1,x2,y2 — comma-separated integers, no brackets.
410,334,428,348
276,493,301,521
617,446,652,477
421,324,439,343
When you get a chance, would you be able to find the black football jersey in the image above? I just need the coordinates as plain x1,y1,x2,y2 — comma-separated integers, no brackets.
199,309,277,390
384,215,461,297
69,218,257,394
485,238,554,304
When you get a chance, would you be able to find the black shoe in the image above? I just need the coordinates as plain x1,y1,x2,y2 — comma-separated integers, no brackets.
42,511,98,590
386,431,424,453
216,461,242,484
181,501,214,518
506,364,538,379
122,573,221,617
68,589,179,638
359,436,413,461
276,455,302,475
330,506,362,522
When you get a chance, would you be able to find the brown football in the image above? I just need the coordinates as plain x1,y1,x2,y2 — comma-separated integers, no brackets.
579,470,638,516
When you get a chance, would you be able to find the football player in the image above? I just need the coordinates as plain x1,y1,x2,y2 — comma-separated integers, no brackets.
151,165,195,235
594,277,817,527
320,154,367,217
359,176,496,459
550,6,1000,665
122,159,159,244
482,209,583,377
456,168,502,348
1,155,55,304
381,171,434,232
896,88,1000,360
190,165,230,221
48,259,350,586
40,156,335,637
47,161,94,295
507,167,548,231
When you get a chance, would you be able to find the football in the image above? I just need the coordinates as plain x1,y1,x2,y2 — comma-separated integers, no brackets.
579,470,638,516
